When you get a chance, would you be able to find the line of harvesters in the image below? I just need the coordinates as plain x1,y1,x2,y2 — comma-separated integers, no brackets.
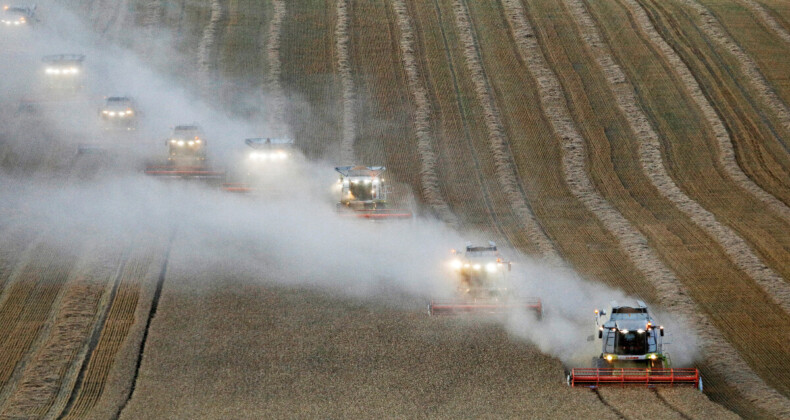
5,3,701,392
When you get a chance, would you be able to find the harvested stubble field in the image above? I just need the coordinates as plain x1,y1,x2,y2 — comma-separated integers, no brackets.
2,0,790,418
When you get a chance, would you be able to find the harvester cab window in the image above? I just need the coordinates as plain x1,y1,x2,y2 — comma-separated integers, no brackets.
615,331,648,355
349,179,375,201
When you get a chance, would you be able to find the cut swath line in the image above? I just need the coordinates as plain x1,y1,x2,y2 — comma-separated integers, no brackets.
114,230,176,419
563,0,790,417
336,0,356,164
56,246,132,419
619,0,790,324
265,0,287,130
679,0,790,153
197,1,225,95
450,0,560,263
390,0,458,227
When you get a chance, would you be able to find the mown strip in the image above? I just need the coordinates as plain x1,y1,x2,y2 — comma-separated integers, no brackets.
571,0,790,415
390,0,458,225
0,242,126,418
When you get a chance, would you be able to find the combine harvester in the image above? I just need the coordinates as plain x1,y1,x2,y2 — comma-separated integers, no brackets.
77,96,141,154
98,96,138,131
567,301,702,390
145,124,224,181
42,54,85,93
223,137,296,194
1,5,36,27
429,242,542,317
18,53,87,114
334,166,413,220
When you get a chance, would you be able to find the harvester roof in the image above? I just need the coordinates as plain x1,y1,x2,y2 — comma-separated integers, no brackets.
335,165,385,178
245,138,293,149
42,54,85,65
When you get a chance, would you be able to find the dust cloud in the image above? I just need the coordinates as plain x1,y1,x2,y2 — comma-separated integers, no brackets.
0,1,699,368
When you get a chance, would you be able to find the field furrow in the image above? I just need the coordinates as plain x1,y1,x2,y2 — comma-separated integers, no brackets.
197,0,226,96
449,0,559,262
642,2,790,266
575,0,790,415
405,0,533,252
335,0,356,163
59,248,160,419
346,0,419,203
452,0,653,296
0,244,80,403
584,0,790,315
390,0,458,225
266,0,286,129
686,0,790,147
0,242,124,418
279,0,341,159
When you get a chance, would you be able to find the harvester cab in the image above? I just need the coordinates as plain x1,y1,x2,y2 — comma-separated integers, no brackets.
42,54,85,93
223,137,296,193
568,301,701,390
428,242,542,317
1,5,36,27
144,124,224,180
334,165,412,220
99,96,138,130
593,301,667,368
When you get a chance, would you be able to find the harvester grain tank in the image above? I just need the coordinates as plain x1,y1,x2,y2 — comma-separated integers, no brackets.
334,165,412,220
144,124,224,179
223,137,295,193
428,242,542,317
567,301,701,389
1,5,36,26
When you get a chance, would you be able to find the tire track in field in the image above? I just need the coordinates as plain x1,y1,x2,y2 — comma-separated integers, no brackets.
335,0,356,164
450,0,560,262
565,0,790,416
592,389,627,420
422,0,520,246
500,0,670,285
1,243,127,418
197,0,226,96
652,389,692,420
265,0,286,130
680,0,790,152
114,230,175,419
55,246,132,419
390,0,459,226
618,0,790,319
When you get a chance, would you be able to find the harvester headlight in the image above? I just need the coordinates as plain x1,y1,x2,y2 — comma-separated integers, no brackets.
620,329,629,334
170,139,176,144
109,111,116,116
485,263,497,273
188,141,195,146
195,139,201,144
177,140,185,146
637,329,644,334
276,151,287,159
45,67,58,75
463,263,470,268
450,259,462,270
649,354,658,360
472,264,481,271
605,354,614,362
102,110,109,115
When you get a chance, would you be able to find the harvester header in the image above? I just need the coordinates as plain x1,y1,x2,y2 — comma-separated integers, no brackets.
567,300,701,390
